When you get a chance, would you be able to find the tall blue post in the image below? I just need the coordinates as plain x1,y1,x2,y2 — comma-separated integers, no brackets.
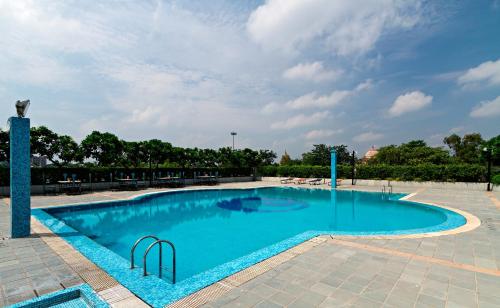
9,117,31,238
331,149,337,189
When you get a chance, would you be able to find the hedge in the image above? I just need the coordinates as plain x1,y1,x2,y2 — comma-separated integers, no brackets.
258,164,488,182
0,167,255,186
493,174,500,185
0,164,494,186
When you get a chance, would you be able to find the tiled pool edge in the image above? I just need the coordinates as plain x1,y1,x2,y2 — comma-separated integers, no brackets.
32,187,480,307
29,216,148,307
33,208,331,307
6,284,107,308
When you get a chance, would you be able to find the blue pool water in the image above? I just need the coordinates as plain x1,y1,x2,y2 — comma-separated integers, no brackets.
45,187,466,284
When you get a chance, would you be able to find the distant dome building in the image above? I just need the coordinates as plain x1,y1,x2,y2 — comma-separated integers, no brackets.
362,146,378,163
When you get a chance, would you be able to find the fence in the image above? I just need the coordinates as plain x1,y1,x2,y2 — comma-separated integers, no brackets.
0,167,255,186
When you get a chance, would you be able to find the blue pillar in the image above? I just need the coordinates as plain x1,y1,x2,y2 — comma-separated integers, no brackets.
331,149,337,189
9,117,31,238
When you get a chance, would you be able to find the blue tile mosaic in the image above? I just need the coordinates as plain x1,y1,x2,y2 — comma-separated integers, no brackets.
9,117,31,238
7,284,108,308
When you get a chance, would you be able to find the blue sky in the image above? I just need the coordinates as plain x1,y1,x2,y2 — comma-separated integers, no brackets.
0,0,499,157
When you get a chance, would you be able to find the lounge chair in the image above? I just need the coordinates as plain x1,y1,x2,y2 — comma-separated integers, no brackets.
308,178,322,185
327,179,343,186
280,177,293,184
294,178,306,184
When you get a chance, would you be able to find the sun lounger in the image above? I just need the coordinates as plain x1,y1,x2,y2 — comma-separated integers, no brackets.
327,179,342,186
280,177,293,184
294,178,306,184
308,178,322,185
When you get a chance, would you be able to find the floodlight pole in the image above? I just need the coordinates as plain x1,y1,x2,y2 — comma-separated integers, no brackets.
231,132,237,150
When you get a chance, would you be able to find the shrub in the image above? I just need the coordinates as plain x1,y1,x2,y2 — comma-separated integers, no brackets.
492,174,500,185
258,164,487,182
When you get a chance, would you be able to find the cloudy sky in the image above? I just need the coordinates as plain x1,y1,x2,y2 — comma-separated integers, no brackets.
1,0,499,157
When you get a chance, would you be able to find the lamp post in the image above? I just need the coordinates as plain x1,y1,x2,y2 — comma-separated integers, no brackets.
351,150,356,186
483,147,492,192
230,132,237,150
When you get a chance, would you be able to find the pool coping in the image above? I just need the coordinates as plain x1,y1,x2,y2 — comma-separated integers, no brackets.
6,283,108,308
31,186,481,307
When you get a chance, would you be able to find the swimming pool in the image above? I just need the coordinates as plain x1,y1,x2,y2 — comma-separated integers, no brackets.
34,187,466,306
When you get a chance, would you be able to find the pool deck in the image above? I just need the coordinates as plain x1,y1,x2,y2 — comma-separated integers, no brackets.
0,182,499,307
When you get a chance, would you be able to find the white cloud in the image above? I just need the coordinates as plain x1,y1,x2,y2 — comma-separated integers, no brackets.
99,63,256,131
353,132,383,143
355,79,373,91
388,91,433,117
263,80,372,113
470,96,500,118
449,126,464,134
270,111,330,130
458,59,500,88
247,0,423,55
285,91,351,110
283,62,342,82
304,129,342,140
0,1,138,88
261,102,281,115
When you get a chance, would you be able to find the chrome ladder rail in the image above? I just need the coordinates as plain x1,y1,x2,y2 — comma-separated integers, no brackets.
130,235,160,269
143,240,176,284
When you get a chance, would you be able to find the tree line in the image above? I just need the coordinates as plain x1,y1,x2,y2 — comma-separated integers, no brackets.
0,127,276,168
0,127,498,169
279,133,499,167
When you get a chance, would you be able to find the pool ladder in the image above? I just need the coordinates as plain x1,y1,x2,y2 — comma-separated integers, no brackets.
130,235,176,284
382,184,393,197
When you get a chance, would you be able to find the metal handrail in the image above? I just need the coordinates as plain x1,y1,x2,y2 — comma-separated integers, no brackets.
130,235,160,269
143,239,176,284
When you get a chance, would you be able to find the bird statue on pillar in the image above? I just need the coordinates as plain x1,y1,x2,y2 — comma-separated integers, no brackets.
15,100,30,118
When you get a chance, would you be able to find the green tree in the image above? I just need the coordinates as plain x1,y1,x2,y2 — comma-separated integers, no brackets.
399,140,450,165
57,135,83,165
302,144,349,166
257,149,277,166
444,133,484,163
171,147,187,168
30,126,61,165
121,141,144,167
0,129,9,162
198,148,218,167
373,140,451,165
80,131,123,166
302,144,331,166
217,147,234,167
372,145,400,164
484,135,500,165
332,145,351,164
142,139,172,168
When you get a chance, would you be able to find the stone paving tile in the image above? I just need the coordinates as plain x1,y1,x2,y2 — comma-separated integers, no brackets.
268,290,296,306
254,300,283,308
